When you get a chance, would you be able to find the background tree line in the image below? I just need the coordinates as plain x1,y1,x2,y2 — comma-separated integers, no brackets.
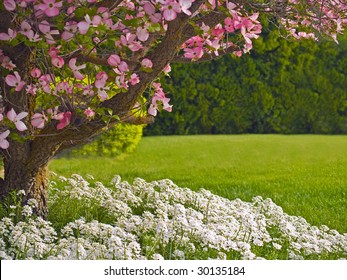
145,29,347,135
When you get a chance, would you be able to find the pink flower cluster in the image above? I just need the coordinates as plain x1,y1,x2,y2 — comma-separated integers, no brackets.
1,0,347,151
0,108,29,149
0,50,15,70
30,107,71,130
148,82,172,116
182,5,262,60
4,0,62,17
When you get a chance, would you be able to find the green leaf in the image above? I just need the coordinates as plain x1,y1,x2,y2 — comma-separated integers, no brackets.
122,18,141,27
148,23,161,33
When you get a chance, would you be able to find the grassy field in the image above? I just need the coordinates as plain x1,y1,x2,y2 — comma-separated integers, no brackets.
50,135,347,233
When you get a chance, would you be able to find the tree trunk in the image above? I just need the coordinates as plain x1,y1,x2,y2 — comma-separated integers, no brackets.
0,141,52,218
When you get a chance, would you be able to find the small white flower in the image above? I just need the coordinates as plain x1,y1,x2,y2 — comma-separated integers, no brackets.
17,190,26,196
172,249,185,260
27,199,38,208
21,205,33,217
152,253,164,260
272,242,282,250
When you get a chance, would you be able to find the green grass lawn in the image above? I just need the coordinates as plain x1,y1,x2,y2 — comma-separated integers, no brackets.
50,135,347,233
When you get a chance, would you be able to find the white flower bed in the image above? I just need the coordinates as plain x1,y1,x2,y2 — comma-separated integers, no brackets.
0,174,346,260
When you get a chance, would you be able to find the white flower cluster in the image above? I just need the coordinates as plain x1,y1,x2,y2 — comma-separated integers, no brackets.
1,174,346,260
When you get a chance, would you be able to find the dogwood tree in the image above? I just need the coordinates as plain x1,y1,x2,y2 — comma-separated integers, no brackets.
0,0,346,216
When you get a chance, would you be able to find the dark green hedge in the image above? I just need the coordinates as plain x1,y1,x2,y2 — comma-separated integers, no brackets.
145,30,347,135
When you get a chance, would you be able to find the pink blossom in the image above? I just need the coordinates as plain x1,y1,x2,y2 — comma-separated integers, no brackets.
233,50,243,57
148,103,158,116
206,39,220,56
97,89,109,101
207,0,217,9
129,73,140,85
107,54,121,67
20,21,33,37
0,53,16,70
107,54,129,72
54,81,73,95
48,46,59,57
179,0,192,16
96,71,108,81
68,58,86,80
0,114,3,122
47,107,64,120
95,75,109,101
212,24,225,38
62,21,78,41
56,111,71,130
152,82,164,94
79,84,95,96
148,82,172,116
20,22,41,42
5,71,26,92
48,43,63,68
77,15,102,35
152,95,172,113
18,0,35,8
67,6,76,15
31,68,42,78
84,108,95,118
136,26,149,42
51,56,64,68
143,2,162,23
115,72,127,89
0,130,10,150
143,2,155,15
120,33,143,51
35,0,63,17
141,58,153,69
226,2,239,17
183,47,204,60
7,108,28,131
3,0,16,11
162,98,172,112
39,74,54,93
185,36,204,48
31,112,47,129
161,1,181,21
38,20,59,44
163,64,171,74
224,17,235,33
0,28,17,41
27,31,41,42
26,84,38,95
98,7,111,20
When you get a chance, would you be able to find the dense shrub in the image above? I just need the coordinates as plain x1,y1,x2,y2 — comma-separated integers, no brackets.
71,123,143,157
145,31,347,135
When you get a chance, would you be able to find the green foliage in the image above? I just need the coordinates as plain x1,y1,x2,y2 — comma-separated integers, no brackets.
0,190,25,223
145,31,347,135
70,123,143,157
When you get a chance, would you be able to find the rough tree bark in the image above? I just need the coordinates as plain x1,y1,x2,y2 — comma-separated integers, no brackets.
1,148,50,218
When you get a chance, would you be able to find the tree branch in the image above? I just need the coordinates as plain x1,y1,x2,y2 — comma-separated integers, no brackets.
28,0,207,161
94,0,123,9
122,115,155,125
